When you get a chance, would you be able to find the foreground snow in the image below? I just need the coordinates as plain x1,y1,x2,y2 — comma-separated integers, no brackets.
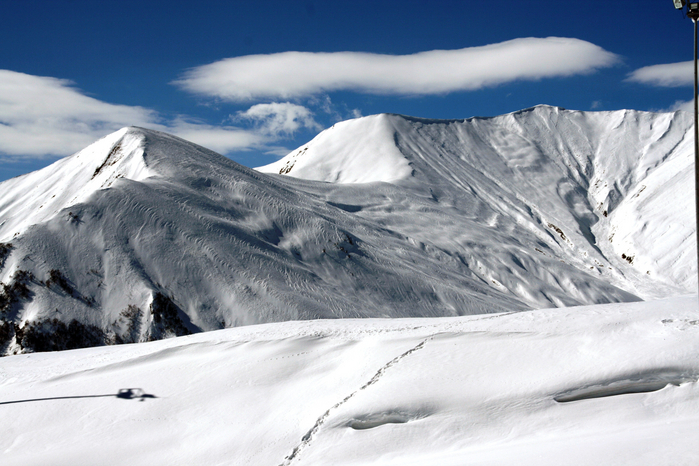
1,296,697,465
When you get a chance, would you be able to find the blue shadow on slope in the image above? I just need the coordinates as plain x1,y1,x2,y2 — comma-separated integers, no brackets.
0,388,157,405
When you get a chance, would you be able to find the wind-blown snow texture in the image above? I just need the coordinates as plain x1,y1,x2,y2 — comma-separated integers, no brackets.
0,105,695,353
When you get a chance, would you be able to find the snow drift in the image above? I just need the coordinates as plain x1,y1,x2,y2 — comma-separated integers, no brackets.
0,106,695,353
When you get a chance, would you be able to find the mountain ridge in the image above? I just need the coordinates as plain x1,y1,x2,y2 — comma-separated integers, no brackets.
259,105,695,296
0,106,693,354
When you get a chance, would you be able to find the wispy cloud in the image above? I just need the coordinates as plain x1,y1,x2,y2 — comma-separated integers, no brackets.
235,102,322,137
626,61,693,87
173,37,619,102
0,70,314,160
667,99,693,113
165,118,265,154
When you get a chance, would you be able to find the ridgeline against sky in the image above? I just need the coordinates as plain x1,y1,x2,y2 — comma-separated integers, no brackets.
0,1,696,180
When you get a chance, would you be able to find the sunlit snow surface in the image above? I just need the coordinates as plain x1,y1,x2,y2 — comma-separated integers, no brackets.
1,296,697,465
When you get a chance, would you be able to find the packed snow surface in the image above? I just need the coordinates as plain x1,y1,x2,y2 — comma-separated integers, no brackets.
0,296,697,465
0,105,696,352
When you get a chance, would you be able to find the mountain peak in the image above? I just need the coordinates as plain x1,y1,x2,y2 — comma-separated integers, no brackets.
0,127,153,241
257,113,414,183
0,125,258,242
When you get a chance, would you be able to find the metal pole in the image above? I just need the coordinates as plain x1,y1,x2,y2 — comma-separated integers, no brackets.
694,18,699,294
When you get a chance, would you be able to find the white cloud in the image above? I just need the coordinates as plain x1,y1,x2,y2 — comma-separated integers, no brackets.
0,70,158,157
166,118,266,154
626,61,693,87
235,102,322,137
0,70,291,160
667,99,693,112
173,37,619,102
262,145,297,157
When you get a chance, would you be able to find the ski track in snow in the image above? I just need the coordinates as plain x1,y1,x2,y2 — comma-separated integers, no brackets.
280,336,433,465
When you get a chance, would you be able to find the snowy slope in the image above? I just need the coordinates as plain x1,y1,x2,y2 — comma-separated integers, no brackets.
0,106,694,354
0,296,697,465
259,106,696,298
0,127,540,353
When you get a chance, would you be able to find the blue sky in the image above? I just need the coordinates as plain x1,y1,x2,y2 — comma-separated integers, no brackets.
0,0,695,181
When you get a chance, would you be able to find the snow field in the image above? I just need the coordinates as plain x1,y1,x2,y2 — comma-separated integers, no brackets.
1,296,697,465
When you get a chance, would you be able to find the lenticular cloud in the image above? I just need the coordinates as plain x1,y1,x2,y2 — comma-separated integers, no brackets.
174,37,619,101
626,61,693,87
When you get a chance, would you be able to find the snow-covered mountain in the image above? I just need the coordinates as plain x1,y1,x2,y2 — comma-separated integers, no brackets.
0,105,695,354
259,106,696,297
